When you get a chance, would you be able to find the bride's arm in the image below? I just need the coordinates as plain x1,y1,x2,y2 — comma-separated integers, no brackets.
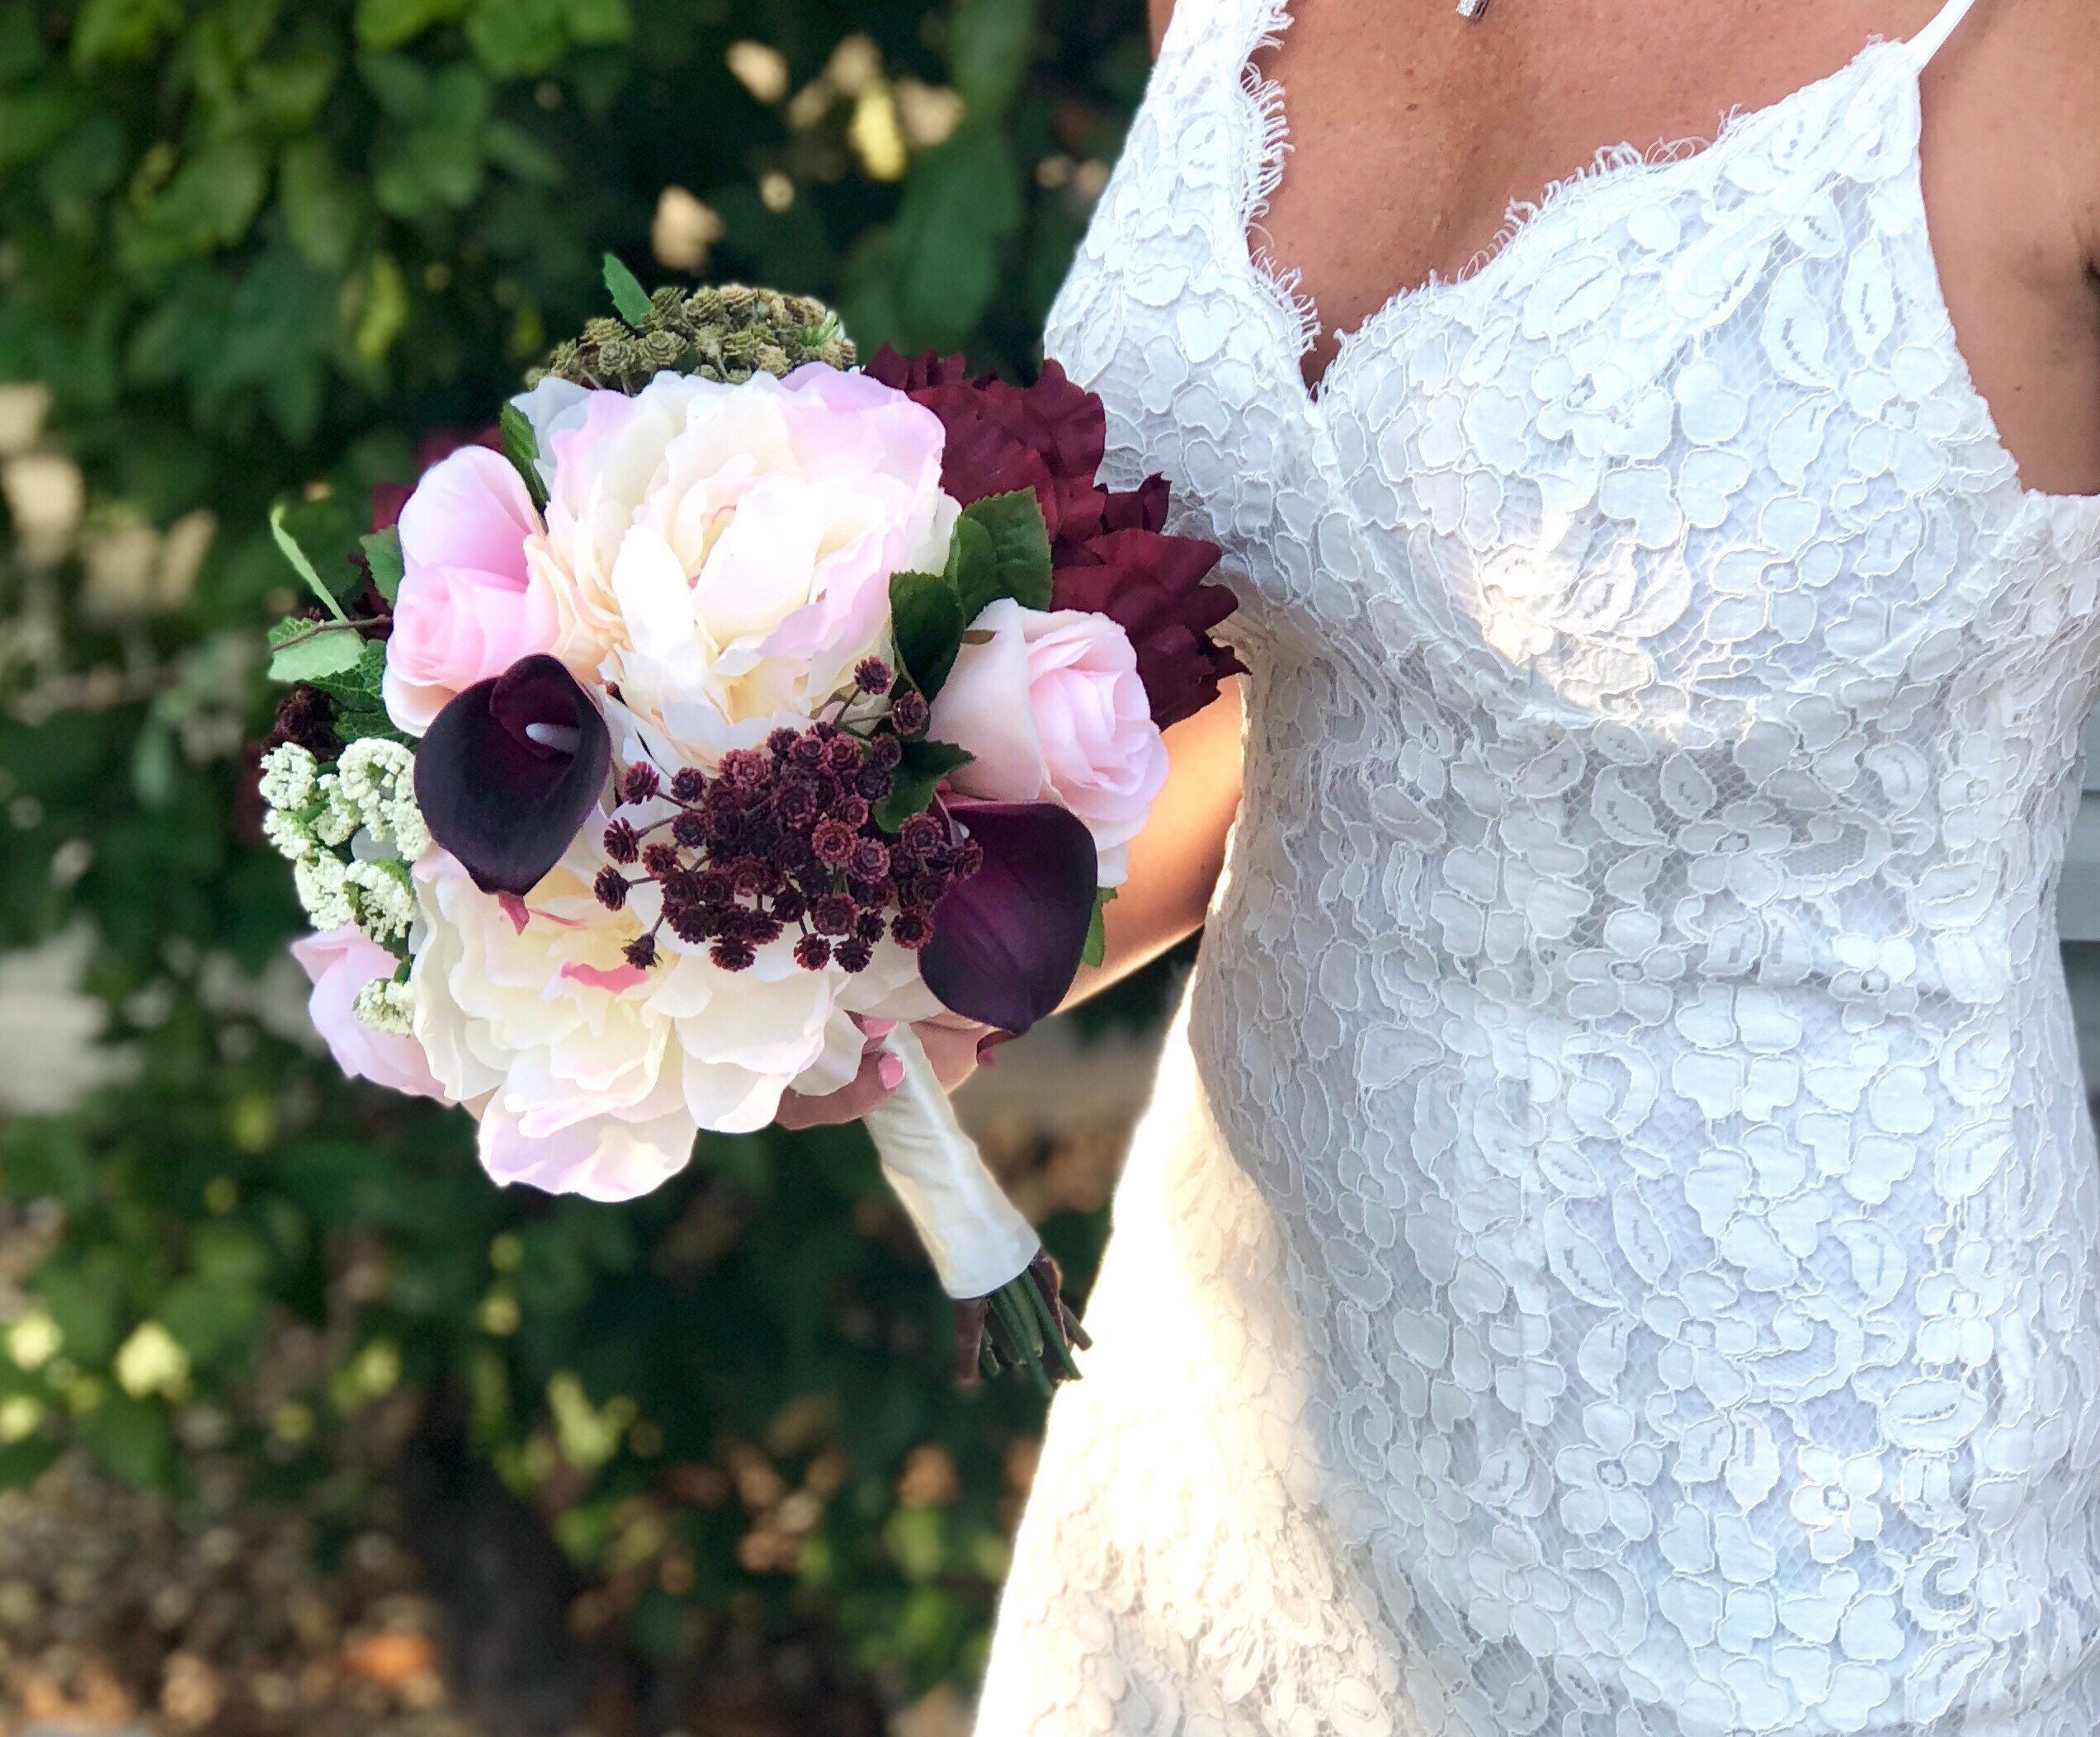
1066,677,1242,1003
775,682,1243,1127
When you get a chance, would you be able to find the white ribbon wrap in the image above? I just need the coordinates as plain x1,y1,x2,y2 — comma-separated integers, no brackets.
861,1026,1040,1300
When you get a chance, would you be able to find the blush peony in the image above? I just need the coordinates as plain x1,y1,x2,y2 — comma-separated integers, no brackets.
927,600,1168,886
531,363,957,763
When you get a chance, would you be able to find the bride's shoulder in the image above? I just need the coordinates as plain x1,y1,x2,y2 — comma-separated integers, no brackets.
1942,0,2100,266
1149,0,1175,55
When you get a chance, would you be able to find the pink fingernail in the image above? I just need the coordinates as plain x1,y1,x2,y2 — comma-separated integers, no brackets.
860,1016,897,1041
877,1053,904,1092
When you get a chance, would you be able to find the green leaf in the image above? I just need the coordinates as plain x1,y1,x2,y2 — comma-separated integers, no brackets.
70,0,182,68
78,1391,174,1489
35,1248,127,1365
483,120,564,186
0,8,46,82
243,54,340,133
270,503,349,622
602,251,651,325
130,716,177,808
159,1275,262,1367
267,622,364,684
499,400,549,508
364,61,490,216
356,51,434,116
372,128,484,216
948,0,1035,116
880,123,1024,350
958,488,1052,613
0,89,87,172
1082,886,1115,969
116,137,269,271
0,1437,59,1493
874,739,973,832
308,637,389,709
465,0,566,78
942,513,997,621
334,706,408,747
564,0,632,45
361,526,404,602
0,1121,97,1213
355,0,469,52
278,139,363,272
889,569,965,698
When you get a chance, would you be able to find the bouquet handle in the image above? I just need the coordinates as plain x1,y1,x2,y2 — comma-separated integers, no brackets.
862,1027,1088,1390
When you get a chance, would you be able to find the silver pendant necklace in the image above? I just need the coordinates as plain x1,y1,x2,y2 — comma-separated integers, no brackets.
1456,0,1490,17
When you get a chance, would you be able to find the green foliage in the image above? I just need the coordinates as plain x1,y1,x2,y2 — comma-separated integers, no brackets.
875,737,975,831
957,487,1053,614
601,248,653,324
1082,885,1113,969
890,567,967,696
0,0,1148,1711
891,487,1055,697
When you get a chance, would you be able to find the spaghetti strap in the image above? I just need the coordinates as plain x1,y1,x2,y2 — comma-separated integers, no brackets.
1909,0,1984,64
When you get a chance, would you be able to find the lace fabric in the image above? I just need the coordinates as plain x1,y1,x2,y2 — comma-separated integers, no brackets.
977,0,2100,1732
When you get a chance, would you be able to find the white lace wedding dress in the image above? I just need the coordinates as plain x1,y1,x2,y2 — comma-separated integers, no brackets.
976,0,2100,1731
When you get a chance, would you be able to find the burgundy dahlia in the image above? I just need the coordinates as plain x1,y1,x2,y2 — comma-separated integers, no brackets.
864,346,1244,729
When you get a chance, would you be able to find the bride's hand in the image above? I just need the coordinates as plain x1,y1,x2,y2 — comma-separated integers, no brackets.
774,1015,994,1129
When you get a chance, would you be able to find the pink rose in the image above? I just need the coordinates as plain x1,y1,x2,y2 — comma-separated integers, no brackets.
384,447,563,734
290,928,449,1102
927,600,1168,885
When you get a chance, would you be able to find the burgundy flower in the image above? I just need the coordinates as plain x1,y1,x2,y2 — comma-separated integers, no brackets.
919,800,1098,1036
811,819,857,866
889,690,929,737
866,347,1243,730
414,655,611,896
866,348,1105,542
1052,525,1245,731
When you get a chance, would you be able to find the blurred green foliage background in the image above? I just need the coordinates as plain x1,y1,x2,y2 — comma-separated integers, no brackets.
0,0,1149,1727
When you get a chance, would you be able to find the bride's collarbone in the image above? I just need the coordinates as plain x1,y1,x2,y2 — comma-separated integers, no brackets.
1237,0,2100,495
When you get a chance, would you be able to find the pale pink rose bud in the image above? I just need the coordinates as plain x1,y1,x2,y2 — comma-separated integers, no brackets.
383,447,562,735
289,928,449,1102
927,599,1168,886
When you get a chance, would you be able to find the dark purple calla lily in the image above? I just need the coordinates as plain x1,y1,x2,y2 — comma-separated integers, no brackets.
415,654,611,895
920,801,1099,1036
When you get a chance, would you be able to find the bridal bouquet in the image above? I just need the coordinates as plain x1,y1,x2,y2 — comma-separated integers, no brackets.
258,267,1239,1388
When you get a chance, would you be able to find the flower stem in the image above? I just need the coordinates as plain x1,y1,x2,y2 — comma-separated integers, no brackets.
963,1250,1088,1394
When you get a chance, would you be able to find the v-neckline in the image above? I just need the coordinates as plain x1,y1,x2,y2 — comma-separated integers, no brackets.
1239,31,1918,408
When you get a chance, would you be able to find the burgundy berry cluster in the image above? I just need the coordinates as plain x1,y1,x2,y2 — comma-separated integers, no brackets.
592,658,984,975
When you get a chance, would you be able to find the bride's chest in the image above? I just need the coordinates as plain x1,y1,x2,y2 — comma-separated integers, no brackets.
1045,42,2079,732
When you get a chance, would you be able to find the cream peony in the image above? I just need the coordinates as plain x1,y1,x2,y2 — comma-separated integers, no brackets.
928,600,1169,885
410,825,932,1200
533,363,957,762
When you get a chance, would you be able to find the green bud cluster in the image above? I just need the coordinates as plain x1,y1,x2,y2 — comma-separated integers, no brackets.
533,283,856,394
